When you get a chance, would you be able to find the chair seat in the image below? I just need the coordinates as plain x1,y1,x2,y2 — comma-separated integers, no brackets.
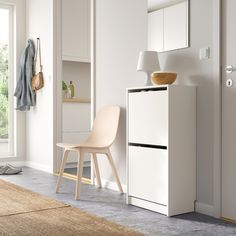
56,142,108,150
56,143,81,149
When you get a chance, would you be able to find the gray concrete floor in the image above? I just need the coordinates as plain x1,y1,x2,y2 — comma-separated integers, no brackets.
1,167,236,236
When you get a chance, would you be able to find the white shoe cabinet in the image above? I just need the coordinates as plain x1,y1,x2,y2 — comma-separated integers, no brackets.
126,85,196,216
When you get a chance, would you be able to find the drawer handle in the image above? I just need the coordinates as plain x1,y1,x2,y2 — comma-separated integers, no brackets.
128,87,167,93
128,143,167,150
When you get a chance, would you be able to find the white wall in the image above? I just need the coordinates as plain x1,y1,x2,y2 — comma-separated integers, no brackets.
25,0,54,172
95,0,147,188
158,0,214,210
0,0,26,163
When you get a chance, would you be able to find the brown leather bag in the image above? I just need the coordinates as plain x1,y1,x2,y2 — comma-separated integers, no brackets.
32,38,44,91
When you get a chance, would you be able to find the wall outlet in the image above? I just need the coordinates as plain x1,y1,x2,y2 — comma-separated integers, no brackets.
199,47,210,60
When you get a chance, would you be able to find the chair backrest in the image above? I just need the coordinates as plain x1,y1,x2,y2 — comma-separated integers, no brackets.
86,105,120,148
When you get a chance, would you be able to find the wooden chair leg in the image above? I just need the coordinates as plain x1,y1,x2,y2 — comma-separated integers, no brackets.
75,149,84,200
106,149,123,193
92,153,102,188
56,149,69,193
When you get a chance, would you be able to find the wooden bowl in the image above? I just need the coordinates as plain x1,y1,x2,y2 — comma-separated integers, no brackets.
151,72,177,85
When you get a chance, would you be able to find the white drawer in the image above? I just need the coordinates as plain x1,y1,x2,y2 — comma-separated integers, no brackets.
128,90,168,146
63,132,91,163
63,103,90,132
128,146,168,205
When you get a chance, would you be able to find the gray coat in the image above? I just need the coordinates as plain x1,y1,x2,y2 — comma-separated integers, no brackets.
14,39,36,111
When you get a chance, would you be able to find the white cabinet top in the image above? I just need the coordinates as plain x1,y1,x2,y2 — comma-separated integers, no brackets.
127,84,195,92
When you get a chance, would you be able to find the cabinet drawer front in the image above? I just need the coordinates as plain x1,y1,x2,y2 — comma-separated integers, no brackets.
63,103,91,132
128,90,168,146
62,0,90,61
128,146,168,205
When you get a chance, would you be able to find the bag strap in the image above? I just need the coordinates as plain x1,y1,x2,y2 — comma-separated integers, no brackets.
34,38,42,73
38,38,42,72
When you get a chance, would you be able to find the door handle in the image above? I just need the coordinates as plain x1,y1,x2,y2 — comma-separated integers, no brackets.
225,65,236,74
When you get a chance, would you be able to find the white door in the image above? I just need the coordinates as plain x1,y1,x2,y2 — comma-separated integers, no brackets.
222,0,236,221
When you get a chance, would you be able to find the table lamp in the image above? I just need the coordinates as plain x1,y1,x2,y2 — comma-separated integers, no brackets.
137,51,160,86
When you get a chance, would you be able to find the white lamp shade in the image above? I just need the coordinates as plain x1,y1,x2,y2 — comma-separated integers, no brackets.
137,51,160,73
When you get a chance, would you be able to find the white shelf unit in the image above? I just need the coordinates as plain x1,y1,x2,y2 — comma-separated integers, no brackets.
126,85,196,216
62,102,91,163
61,0,91,166
62,0,91,62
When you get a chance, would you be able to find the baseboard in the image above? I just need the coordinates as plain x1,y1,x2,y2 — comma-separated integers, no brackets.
195,201,214,217
98,178,127,193
0,161,25,167
24,161,53,174
0,160,53,174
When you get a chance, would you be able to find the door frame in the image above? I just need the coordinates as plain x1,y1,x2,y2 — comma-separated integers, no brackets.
53,0,62,174
0,0,26,162
0,3,14,157
212,0,222,218
53,0,96,181
90,0,96,184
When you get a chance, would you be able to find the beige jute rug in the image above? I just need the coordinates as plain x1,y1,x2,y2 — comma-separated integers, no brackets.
0,179,67,217
0,180,145,236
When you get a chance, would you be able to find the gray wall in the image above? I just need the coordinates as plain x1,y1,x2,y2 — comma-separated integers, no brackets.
96,0,215,208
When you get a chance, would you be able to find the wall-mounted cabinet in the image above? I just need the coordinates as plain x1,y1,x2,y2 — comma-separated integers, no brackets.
148,0,189,52
60,0,92,167
62,0,90,62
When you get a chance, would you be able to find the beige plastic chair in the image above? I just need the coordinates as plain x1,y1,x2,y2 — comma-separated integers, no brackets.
56,105,123,200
